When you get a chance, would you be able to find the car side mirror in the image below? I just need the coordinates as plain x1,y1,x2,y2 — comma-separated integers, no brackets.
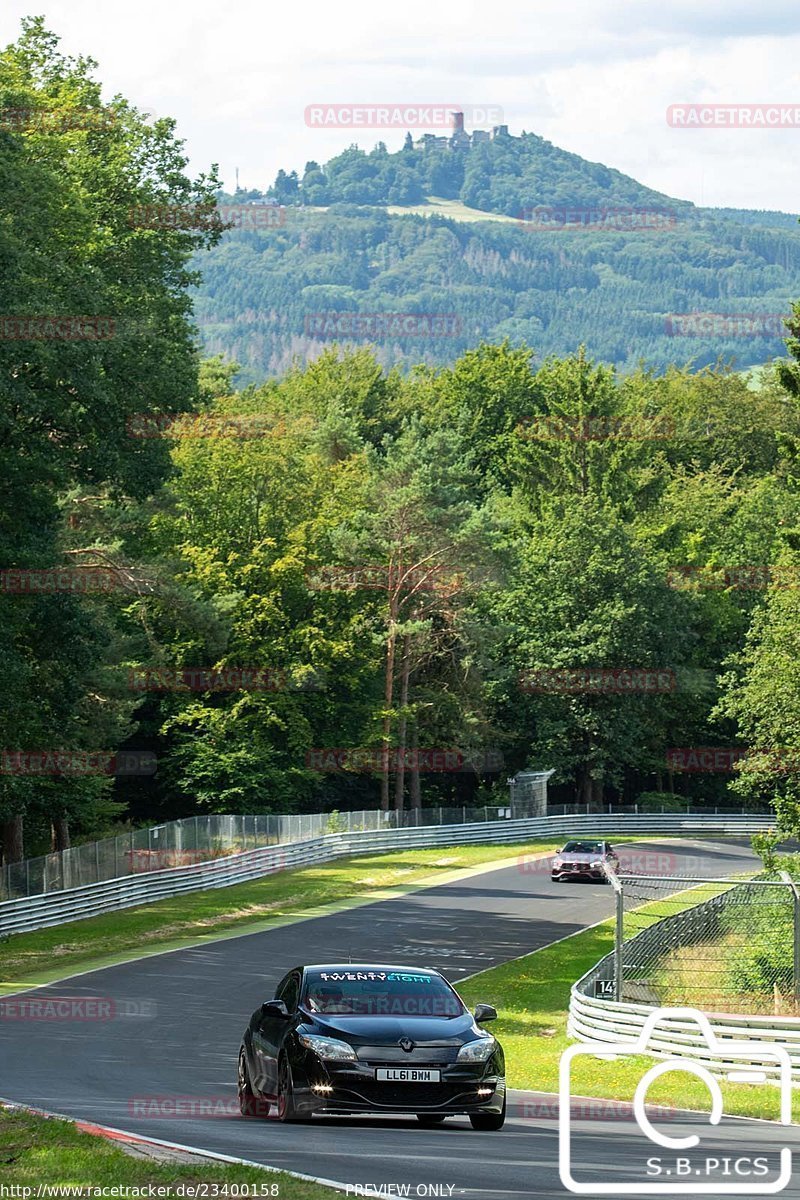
474,1003,497,1024
259,1000,289,1021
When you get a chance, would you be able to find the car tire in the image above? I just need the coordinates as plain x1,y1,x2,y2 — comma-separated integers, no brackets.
469,1092,506,1131
416,1114,446,1126
276,1055,300,1122
238,1048,269,1118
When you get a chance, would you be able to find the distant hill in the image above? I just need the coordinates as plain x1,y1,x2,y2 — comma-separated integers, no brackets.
192,125,800,382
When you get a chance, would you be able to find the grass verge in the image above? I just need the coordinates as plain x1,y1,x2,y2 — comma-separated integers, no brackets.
458,905,796,1123
0,842,567,990
0,1106,338,1196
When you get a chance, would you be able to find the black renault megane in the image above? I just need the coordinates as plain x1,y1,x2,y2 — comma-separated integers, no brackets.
237,962,506,1128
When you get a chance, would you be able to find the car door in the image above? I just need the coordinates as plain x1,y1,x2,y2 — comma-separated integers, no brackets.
252,970,300,1096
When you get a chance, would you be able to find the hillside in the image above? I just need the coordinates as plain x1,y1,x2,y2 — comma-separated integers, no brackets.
193,128,800,381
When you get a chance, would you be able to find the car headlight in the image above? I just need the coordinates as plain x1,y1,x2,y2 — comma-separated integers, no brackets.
457,1037,496,1063
299,1033,357,1061
553,858,562,867
591,861,603,868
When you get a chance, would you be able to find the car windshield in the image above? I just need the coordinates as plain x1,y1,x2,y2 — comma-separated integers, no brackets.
302,969,465,1017
562,841,603,854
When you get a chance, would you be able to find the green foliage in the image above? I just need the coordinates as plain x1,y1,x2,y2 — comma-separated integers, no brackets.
751,829,784,872
636,792,690,812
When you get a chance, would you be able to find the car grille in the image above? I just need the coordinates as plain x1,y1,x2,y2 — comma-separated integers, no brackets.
331,1081,477,1108
357,1050,457,1064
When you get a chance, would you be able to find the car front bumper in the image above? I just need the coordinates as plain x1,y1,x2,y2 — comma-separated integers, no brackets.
552,867,606,880
290,1056,506,1116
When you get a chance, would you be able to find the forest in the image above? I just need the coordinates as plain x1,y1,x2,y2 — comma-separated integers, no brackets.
195,192,800,380
4,20,800,866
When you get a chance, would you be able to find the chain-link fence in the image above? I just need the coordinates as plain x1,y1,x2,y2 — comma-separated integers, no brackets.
0,795,550,902
599,871,800,1016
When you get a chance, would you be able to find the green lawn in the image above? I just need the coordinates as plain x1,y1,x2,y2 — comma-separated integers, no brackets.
0,1106,340,1197
384,195,519,223
0,842,563,990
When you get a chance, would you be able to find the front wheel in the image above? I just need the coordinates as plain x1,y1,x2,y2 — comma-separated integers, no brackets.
416,1114,446,1126
276,1055,300,1122
469,1092,506,1131
238,1048,269,1118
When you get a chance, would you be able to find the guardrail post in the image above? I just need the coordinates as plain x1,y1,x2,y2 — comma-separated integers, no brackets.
603,863,624,1001
779,871,800,998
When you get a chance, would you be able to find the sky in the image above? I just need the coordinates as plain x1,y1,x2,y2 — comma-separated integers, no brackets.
2,0,800,212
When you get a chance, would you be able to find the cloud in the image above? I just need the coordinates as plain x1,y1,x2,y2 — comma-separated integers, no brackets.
1,0,798,210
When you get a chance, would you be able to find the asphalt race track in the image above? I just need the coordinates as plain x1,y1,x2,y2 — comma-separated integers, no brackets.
4,837,796,1199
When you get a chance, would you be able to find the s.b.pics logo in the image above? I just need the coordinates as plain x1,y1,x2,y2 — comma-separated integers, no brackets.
559,1007,792,1194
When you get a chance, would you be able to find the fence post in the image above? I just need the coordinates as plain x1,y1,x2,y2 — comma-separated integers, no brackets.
780,871,800,998
605,864,624,1001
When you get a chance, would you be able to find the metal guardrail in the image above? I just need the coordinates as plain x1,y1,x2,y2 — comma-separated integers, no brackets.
0,799,546,901
569,981,800,1080
0,811,768,938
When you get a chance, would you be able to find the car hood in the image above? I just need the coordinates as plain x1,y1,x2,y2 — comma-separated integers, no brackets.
557,851,603,862
305,1011,480,1046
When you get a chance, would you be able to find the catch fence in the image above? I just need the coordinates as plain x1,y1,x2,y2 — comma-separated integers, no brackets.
571,867,800,1076
0,795,550,902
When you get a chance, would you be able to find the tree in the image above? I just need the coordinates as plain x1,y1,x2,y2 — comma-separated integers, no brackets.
0,18,221,861
329,419,498,809
485,498,687,803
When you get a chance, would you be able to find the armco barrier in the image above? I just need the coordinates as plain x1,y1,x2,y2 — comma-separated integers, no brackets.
0,812,769,938
569,973,800,1080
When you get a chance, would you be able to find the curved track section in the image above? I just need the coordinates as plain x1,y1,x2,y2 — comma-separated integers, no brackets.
2,838,784,1199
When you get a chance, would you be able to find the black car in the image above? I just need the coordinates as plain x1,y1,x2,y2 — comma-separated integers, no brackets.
237,962,506,1129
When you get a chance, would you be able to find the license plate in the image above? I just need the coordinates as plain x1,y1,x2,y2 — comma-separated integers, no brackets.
375,1068,441,1082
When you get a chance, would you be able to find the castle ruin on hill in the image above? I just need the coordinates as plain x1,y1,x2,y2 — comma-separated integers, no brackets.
413,110,510,152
